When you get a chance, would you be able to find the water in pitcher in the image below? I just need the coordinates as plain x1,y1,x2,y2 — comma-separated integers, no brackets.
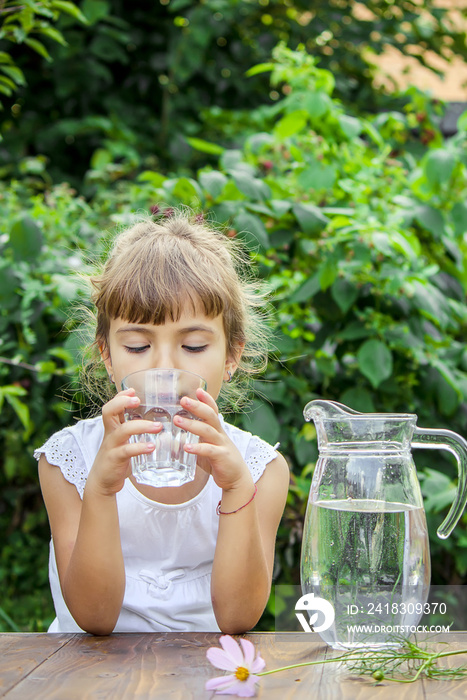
301,499,430,649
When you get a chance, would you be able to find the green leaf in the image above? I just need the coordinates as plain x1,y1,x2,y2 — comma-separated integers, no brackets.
51,1,89,24
269,199,291,217
245,62,275,77
220,150,244,171
338,114,363,139
337,322,371,341
432,358,463,404
171,177,202,204
51,274,81,304
9,216,44,261
410,281,451,329
269,229,292,248
451,202,467,236
186,137,224,155
293,203,329,235
421,468,457,513
137,171,166,187
372,230,421,260
81,0,110,24
315,350,337,377
298,160,336,191
274,110,308,139
290,273,321,303
302,91,331,118
233,211,269,250
0,75,16,90
361,119,385,148
36,361,58,381
434,369,460,416
423,149,456,187
0,384,27,401
331,278,358,313
294,427,318,467
456,110,467,132
357,339,393,388
4,393,31,432
243,399,280,444
35,26,68,46
0,82,12,96
415,205,445,239
318,258,338,291
246,132,274,154
0,64,25,85
340,387,375,413
231,171,270,201
0,265,19,308
199,171,228,199
391,230,421,259
90,148,112,169
24,37,52,61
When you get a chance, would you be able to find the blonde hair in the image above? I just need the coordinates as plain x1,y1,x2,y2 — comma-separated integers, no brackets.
84,210,271,411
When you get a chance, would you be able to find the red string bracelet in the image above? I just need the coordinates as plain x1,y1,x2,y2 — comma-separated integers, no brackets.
216,484,258,516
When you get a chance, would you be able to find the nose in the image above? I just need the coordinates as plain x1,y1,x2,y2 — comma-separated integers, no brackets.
149,346,175,370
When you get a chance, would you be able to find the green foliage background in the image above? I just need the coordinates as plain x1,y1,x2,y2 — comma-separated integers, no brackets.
1,0,466,632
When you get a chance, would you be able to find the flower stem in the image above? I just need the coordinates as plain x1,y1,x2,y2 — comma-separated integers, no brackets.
257,647,467,682
382,648,467,684
257,653,362,676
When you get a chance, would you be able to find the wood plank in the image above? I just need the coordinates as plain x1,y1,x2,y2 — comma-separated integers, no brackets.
2,633,219,699
0,634,75,698
249,632,328,698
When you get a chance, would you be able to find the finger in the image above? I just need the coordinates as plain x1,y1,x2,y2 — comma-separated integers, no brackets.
173,412,223,446
116,439,157,460
183,441,225,460
114,419,163,443
102,390,139,428
180,394,220,426
196,387,219,413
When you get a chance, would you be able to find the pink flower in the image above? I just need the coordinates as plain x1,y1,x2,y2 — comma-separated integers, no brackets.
205,635,265,697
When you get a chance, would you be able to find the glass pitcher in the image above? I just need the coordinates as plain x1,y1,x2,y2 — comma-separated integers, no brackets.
300,400,467,650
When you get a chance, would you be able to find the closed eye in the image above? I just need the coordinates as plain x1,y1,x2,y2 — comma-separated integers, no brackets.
183,345,208,353
124,345,150,354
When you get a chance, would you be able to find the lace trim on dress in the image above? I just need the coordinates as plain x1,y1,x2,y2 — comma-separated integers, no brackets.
33,422,278,495
244,436,278,482
34,433,87,499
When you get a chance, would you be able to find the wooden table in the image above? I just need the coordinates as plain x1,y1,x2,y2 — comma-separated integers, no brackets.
1,632,467,698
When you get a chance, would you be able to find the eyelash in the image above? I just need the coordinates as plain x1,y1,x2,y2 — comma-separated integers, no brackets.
183,345,208,353
124,345,208,354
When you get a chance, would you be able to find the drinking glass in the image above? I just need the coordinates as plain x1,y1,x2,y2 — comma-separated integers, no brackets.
122,368,206,487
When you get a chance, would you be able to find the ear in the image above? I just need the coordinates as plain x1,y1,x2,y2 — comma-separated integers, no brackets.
224,342,245,382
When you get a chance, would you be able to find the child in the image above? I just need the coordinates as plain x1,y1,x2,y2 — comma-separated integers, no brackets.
35,211,290,635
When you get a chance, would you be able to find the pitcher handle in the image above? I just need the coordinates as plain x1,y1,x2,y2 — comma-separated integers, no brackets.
412,427,467,539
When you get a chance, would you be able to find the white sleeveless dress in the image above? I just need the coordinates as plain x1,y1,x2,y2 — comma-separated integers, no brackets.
34,415,278,633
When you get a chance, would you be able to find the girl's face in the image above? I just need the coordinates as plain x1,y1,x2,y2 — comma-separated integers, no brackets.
101,310,239,400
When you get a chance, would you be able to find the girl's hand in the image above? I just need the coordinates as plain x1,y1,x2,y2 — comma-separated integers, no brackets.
175,387,252,492
88,389,161,497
